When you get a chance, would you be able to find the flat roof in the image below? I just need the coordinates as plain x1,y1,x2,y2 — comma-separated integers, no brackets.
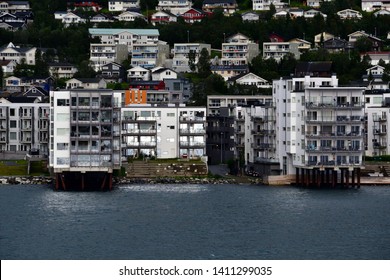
89,28,159,36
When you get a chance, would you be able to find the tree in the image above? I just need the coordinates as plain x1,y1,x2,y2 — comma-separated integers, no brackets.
0,66,3,89
354,37,373,53
34,49,49,77
74,60,96,78
188,50,196,72
197,48,211,78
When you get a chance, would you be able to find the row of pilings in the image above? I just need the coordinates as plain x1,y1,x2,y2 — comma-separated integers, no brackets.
295,167,361,189
54,172,113,191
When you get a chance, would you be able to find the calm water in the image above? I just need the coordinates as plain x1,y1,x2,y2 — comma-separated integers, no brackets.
1,183,390,260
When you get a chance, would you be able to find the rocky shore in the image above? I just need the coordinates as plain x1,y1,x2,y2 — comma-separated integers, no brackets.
0,175,259,186
0,176,54,185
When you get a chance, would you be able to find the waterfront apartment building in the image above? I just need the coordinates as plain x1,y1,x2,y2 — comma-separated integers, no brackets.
221,34,259,66
273,74,365,185
122,105,206,159
0,97,50,156
364,91,390,157
172,43,211,73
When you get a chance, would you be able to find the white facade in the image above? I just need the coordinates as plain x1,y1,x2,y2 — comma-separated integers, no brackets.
156,0,192,15
222,34,259,66
337,9,363,19
0,99,49,155
116,11,145,22
252,0,286,11
273,75,365,175
49,89,122,173
364,93,390,157
229,72,271,88
127,66,150,81
90,43,128,72
0,42,36,65
172,43,211,72
108,0,140,11
263,42,300,62
362,0,390,12
121,105,206,159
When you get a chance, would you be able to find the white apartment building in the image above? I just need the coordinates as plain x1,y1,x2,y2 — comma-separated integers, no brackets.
121,105,206,159
0,42,36,65
90,43,128,72
221,33,259,66
172,43,211,72
364,92,390,157
49,89,122,173
263,42,300,62
108,0,140,11
273,75,365,177
0,98,50,155
252,0,287,11
156,0,193,15
89,28,168,69
48,63,78,79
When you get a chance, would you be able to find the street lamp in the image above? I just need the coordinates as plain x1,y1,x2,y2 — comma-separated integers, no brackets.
220,132,223,164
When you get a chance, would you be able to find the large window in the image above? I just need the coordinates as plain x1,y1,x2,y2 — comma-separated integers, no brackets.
10,120,17,128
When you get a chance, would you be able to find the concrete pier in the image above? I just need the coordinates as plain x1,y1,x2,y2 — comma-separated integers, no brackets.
295,167,361,188
54,172,113,191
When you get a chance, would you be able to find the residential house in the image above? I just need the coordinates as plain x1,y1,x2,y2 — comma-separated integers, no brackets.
151,67,178,81
363,65,389,91
252,0,287,11
306,0,321,8
374,9,390,16
69,1,102,12
48,62,78,79
241,11,259,21
54,11,87,27
202,0,238,16
362,0,390,12
314,32,334,47
156,0,193,15
227,72,271,89
337,9,363,20
263,41,300,61
150,10,177,25
361,52,390,65
90,43,128,72
0,97,49,155
65,78,107,89
323,37,353,53
180,8,207,23
108,0,140,11
0,42,36,65
303,9,327,19
211,64,249,81
4,76,52,92
0,1,31,13
0,59,16,75
127,66,151,81
289,38,311,53
89,14,115,26
116,11,146,22
0,21,26,31
172,43,211,73
348,31,383,52
99,62,126,83
221,33,259,66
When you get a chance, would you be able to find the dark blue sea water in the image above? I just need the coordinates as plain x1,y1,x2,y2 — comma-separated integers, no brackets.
1,184,390,260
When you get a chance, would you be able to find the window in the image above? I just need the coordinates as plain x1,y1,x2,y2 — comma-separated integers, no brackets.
10,120,17,128
10,108,15,116
10,132,17,140
57,143,69,150
57,99,69,106
167,113,175,117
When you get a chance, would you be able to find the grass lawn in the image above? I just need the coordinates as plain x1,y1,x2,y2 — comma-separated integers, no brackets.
0,160,28,176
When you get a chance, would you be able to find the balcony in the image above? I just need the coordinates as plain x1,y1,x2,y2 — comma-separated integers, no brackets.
251,143,274,150
305,146,362,153
180,128,206,135
305,132,362,138
373,142,387,149
305,102,364,110
0,137,6,143
373,116,387,122
251,129,275,135
179,116,206,123
122,129,157,135
373,129,387,136
179,141,206,148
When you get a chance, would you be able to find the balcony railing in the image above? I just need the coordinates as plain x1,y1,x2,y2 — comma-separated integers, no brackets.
305,102,364,109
